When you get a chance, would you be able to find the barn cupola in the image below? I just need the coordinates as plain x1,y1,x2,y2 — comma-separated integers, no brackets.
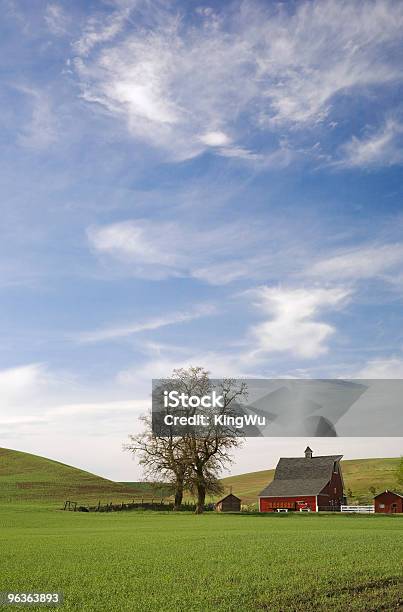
304,446,313,459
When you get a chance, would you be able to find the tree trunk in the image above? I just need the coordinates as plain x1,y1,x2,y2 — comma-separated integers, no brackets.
173,483,183,511
195,484,206,514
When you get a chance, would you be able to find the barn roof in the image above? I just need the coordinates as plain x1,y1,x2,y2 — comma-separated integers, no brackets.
259,454,343,497
216,493,241,504
374,490,403,498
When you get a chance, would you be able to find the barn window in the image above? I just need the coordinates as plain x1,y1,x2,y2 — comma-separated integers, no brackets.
379,504,385,508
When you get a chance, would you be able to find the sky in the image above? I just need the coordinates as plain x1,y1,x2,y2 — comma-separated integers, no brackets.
0,0,402,481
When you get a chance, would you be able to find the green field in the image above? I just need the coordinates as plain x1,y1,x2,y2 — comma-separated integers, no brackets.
0,448,402,611
0,506,402,612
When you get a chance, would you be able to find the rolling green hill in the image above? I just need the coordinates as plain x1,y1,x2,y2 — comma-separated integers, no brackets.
0,447,400,506
220,457,401,504
0,447,159,505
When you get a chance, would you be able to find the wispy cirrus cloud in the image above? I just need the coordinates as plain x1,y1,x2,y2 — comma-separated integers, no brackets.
17,87,58,149
72,0,403,162
72,2,132,56
116,285,352,383
76,303,217,343
87,218,285,284
88,219,403,292
336,120,403,168
44,3,70,36
307,243,403,281
74,0,403,159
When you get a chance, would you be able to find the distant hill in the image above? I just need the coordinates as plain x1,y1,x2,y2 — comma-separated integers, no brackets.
0,447,160,505
0,447,400,507
220,457,401,504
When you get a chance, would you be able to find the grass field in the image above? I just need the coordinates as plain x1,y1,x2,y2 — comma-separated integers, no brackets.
0,448,402,611
0,506,402,612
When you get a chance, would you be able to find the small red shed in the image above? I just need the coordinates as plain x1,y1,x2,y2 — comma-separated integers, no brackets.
215,493,241,512
259,447,345,512
374,490,403,513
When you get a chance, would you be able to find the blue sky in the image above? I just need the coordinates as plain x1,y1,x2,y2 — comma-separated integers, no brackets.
1,0,403,479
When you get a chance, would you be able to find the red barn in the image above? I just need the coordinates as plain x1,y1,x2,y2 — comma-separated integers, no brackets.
215,493,241,512
374,490,403,513
259,447,345,512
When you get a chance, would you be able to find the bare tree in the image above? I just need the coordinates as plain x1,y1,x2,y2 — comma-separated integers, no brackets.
169,367,247,514
125,413,188,510
126,367,247,514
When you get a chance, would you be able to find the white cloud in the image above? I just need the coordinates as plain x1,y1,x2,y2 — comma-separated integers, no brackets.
87,220,182,269
49,399,147,418
0,415,48,426
17,87,58,149
337,120,403,168
72,0,403,160
0,362,146,425
87,218,276,284
0,362,149,477
73,3,132,56
199,131,231,147
44,3,69,36
309,244,403,281
355,357,403,378
0,363,49,407
0,363,82,428
118,351,249,383
192,259,265,285
197,131,261,160
76,303,217,343
246,286,351,359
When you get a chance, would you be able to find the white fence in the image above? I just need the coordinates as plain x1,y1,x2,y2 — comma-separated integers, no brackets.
341,505,374,513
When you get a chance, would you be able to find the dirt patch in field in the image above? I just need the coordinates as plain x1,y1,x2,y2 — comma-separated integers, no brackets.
255,576,403,611
326,575,401,596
